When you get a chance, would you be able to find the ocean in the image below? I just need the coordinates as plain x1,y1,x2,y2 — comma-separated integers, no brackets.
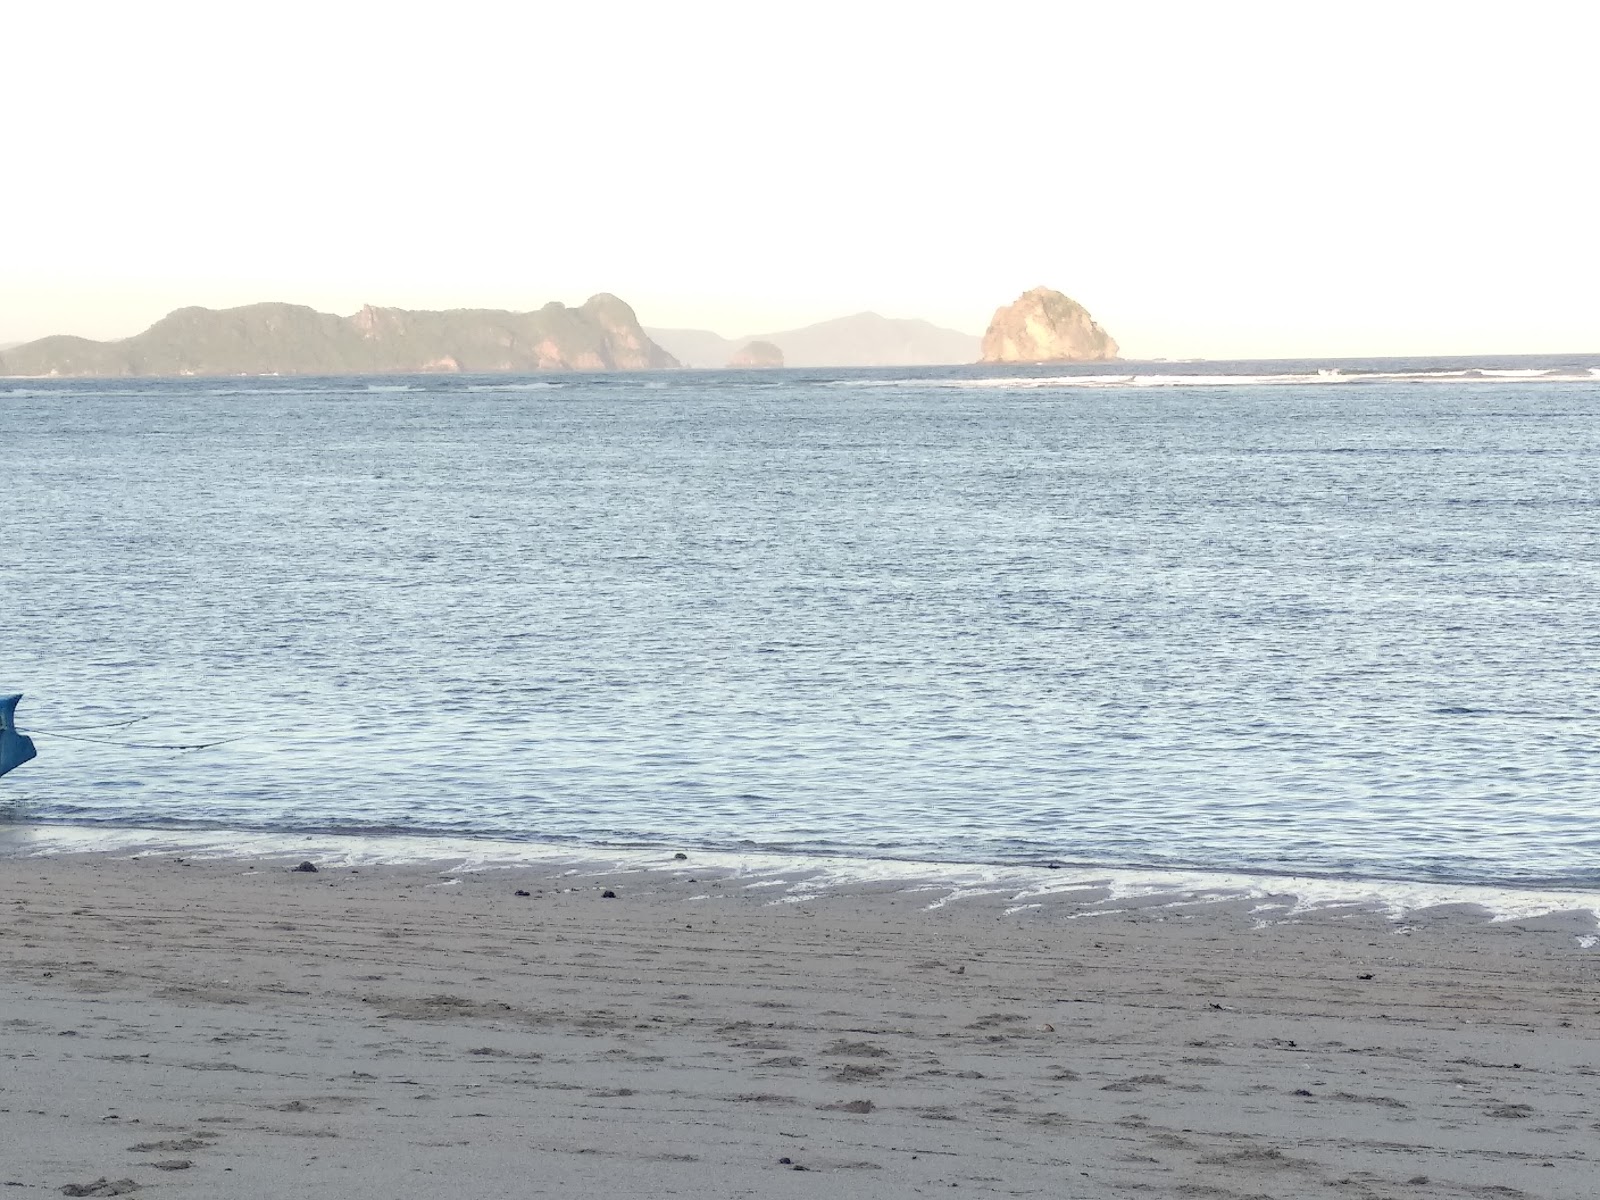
3,356,1598,890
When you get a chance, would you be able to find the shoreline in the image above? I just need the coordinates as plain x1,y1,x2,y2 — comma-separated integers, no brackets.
2,848,1596,1198
6,821,1600,928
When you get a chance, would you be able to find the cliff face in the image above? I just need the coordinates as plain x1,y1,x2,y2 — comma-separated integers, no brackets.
0,295,678,377
980,288,1118,363
727,340,784,368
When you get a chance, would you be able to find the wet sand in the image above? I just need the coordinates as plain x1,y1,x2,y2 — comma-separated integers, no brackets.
2,849,1597,1198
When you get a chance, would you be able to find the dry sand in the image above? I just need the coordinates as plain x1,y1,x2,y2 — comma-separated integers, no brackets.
1,846,1597,1198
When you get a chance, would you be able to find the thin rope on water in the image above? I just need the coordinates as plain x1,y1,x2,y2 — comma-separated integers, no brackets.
33,729,246,751
32,715,150,734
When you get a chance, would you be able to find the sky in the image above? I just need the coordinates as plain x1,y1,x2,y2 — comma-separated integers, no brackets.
3,0,1597,358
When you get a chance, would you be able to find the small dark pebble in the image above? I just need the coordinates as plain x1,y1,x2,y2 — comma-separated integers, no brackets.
601,890,617,899
1512,1062,1522,1069
292,861,318,873
1293,1088,1313,1097
1357,973,1374,980
778,1157,792,1165
674,852,688,860
514,890,530,897
793,1165,808,1172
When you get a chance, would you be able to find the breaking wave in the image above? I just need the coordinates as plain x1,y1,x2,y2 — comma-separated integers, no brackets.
829,366,1600,391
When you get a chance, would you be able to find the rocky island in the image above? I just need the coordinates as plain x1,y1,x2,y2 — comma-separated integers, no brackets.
0,294,678,377
727,340,784,368
980,287,1118,363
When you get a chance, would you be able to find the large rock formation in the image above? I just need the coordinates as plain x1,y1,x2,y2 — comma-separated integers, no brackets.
980,288,1118,363
727,340,784,368
0,294,678,377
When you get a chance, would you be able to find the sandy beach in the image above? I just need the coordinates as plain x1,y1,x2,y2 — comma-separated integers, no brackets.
2,845,1597,1199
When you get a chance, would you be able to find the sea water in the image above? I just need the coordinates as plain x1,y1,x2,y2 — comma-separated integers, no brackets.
2,357,1598,889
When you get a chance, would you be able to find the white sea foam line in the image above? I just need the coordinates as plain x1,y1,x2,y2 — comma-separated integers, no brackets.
826,370,1594,391
5,825,1597,925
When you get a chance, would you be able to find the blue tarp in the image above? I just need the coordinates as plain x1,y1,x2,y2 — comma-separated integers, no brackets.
1,694,37,779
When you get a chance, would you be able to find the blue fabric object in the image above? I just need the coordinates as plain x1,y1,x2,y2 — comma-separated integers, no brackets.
1,694,37,779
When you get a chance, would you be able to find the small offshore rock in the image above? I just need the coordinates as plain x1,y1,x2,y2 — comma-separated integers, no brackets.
513,889,531,897
673,852,688,860
601,890,617,899
728,340,784,368
292,861,318,873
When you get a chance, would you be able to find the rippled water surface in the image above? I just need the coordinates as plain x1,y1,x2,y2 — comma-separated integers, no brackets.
3,361,1598,885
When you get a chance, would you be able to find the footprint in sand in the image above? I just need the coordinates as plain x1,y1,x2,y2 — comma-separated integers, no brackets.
819,1099,875,1114
1486,1103,1534,1118
60,1180,142,1197
1100,1074,1169,1092
823,1039,890,1058
831,1063,887,1082
125,1136,216,1153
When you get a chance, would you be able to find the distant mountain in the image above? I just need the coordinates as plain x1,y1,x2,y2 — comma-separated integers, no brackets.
644,327,745,369
0,294,678,377
647,312,981,368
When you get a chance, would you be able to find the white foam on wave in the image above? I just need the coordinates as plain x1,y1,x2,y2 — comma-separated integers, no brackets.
7,825,1596,928
829,368,1595,392
464,381,565,392
206,386,343,398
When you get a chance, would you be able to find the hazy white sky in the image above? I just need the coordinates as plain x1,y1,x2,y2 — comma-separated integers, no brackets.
4,0,1596,358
